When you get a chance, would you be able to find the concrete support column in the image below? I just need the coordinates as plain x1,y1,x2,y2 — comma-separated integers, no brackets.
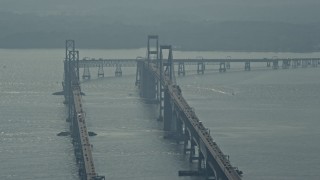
164,90,173,131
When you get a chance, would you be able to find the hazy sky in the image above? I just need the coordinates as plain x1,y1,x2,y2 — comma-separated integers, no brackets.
1,0,320,24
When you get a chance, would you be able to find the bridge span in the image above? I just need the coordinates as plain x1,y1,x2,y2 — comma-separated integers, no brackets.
136,39,243,179
61,40,105,180
77,56,319,79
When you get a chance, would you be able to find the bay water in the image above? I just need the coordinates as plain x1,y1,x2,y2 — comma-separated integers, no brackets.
0,49,319,180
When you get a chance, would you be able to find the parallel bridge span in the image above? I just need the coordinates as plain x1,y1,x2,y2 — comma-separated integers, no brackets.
61,40,105,180
78,57,320,78
78,58,320,67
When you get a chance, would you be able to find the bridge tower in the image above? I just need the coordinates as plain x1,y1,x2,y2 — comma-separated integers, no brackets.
63,40,82,141
147,35,159,63
63,40,75,104
158,45,174,131
138,35,159,100
147,35,159,100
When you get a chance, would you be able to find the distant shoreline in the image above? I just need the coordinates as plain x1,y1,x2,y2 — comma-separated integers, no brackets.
0,47,319,53
1,47,319,54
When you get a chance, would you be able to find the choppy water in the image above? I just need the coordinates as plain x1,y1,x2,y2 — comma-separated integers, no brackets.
0,49,320,180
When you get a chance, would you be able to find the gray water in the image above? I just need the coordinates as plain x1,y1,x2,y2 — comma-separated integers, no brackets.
0,49,320,180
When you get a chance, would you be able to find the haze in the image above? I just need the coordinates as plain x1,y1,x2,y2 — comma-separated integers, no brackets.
1,0,320,51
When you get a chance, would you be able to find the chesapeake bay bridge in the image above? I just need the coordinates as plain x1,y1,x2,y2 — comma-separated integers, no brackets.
59,35,319,180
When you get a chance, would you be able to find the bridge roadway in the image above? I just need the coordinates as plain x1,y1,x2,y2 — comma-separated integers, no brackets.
146,61,242,180
78,57,319,67
72,85,98,180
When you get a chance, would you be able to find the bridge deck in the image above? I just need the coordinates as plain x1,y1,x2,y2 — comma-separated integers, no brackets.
73,85,97,180
146,61,242,180
78,58,319,67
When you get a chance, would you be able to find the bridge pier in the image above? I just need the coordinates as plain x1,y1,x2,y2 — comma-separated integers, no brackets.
219,62,226,72
163,90,173,132
226,62,231,69
312,60,318,67
292,60,298,68
183,128,190,154
140,63,157,99
98,64,104,78
175,116,184,143
197,62,205,74
115,64,122,77
244,61,251,71
178,62,186,76
272,60,279,69
135,60,143,87
302,60,308,68
282,59,290,69
189,138,197,163
297,60,301,66
267,61,271,67
197,149,205,173
82,64,91,80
